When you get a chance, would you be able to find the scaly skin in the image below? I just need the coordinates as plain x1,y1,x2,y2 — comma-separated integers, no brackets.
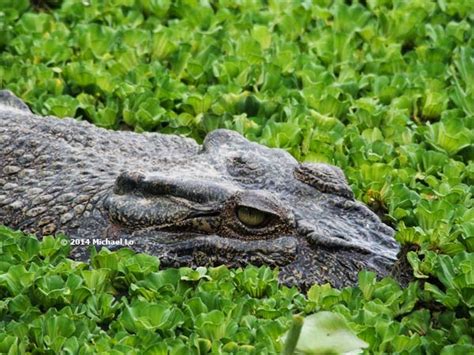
0,90,399,289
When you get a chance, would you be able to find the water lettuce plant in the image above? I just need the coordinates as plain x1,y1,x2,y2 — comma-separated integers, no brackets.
1,226,472,353
0,0,473,353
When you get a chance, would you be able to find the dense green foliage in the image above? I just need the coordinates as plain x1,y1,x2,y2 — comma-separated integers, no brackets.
0,0,473,353
1,227,472,354
0,227,305,353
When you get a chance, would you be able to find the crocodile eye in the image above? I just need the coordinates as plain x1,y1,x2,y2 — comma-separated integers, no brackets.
236,206,270,228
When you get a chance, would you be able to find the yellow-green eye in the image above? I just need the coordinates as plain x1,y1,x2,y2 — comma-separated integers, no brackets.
236,206,270,228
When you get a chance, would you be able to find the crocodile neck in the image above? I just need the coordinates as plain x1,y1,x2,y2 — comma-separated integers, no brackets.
0,106,199,241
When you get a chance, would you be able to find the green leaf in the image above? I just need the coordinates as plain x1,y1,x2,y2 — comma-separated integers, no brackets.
195,310,229,341
86,293,120,323
307,283,341,309
184,94,212,115
81,269,110,293
180,267,211,282
16,13,53,34
64,62,97,88
421,91,448,120
120,301,184,332
0,265,34,295
407,252,430,279
44,314,76,339
135,97,167,131
151,31,177,60
424,282,459,309
441,344,474,354
76,24,116,59
234,266,277,298
43,95,79,118
251,25,272,50
285,311,368,354
140,0,171,18
0,0,29,12
425,119,472,156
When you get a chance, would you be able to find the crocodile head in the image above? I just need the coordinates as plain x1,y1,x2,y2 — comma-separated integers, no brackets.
0,90,398,289
103,129,398,289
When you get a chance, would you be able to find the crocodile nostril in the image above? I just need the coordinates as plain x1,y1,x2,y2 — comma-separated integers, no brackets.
114,171,146,195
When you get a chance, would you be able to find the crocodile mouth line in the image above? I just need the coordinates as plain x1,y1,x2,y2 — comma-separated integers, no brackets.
155,235,299,267
105,224,299,267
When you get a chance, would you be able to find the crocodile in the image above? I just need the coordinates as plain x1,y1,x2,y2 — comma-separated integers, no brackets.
0,90,400,289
